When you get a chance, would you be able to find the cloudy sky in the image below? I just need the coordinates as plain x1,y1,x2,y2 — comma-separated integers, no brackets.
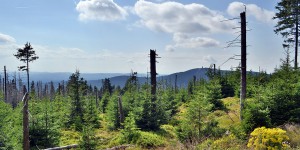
0,0,283,74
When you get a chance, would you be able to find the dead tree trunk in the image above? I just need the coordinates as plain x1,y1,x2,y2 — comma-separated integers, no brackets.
240,12,247,121
4,66,7,103
118,96,124,127
150,50,157,97
175,74,178,93
22,89,29,150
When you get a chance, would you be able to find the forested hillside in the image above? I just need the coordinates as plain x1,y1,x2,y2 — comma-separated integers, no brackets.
0,54,300,149
1,0,300,150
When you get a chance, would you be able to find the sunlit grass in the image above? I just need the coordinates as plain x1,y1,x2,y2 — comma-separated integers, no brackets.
214,97,241,129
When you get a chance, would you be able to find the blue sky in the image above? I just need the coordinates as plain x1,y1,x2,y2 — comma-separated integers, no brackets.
0,0,284,74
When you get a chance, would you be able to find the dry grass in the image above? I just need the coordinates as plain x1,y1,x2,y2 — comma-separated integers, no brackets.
282,123,300,148
214,97,241,129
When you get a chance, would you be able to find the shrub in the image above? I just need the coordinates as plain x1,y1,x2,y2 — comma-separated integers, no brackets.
79,126,97,150
120,112,140,144
247,127,290,150
136,131,165,148
242,100,271,134
196,139,213,150
59,130,81,146
211,134,244,150
160,124,177,138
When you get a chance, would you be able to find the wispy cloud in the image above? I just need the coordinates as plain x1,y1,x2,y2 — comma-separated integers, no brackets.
0,33,16,44
166,33,220,51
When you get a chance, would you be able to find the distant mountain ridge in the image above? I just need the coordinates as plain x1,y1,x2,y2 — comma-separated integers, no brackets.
28,72,126,82
11,68,212,88
88,68,211,88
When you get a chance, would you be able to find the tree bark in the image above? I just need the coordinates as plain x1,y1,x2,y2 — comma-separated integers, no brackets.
22,92,29,150
295,6,299,69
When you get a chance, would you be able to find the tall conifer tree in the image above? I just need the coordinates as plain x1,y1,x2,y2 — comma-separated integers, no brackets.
274,0,300,69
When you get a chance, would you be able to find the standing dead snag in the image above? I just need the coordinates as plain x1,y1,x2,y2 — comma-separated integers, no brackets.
240,11,247,121
14,42,38,150
118,96,124,127
22,92,29,150
150,50,157,97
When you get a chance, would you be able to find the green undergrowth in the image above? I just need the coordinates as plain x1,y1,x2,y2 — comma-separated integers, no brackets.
58,97,300,150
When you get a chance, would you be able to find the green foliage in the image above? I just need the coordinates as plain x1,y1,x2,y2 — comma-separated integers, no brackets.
160,124,177,138
100,92,110,113
59,130,81,146
83,96,100,129
119,112,165,148
247,127,290,150
176,90,212,142
202,117,225,138
101,78,113,95
121,87,143,125
136,131,165,148
0,101,20,149
120,112,140,144
274,0,300,68
14,42,39,91
66,70,88,131
106,93,121,130
204,79,224,110
29,100,61,149
242,99,271,134
52,95,71,128
79,126,97,150
210,134,245,150
224,68,241,97
267,69,300,125
136,85,168,131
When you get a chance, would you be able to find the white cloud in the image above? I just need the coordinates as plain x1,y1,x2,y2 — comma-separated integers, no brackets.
0,33,16,43
166,33,220,51
134,0,236,34
227,2,275,24
76,0,128,21
134,1,234,50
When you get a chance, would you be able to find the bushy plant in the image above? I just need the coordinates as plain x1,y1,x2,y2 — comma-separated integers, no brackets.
247,127,290,150
136,131,165,148
211,134,245,150
105,94,120,130
120,112,140,144
160,124,177,138
79,126,97,150
59,130,81,146
242,99,271,134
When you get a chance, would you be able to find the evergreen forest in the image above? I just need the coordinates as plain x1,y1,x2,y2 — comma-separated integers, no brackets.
1,53,300,149
1,0,300,150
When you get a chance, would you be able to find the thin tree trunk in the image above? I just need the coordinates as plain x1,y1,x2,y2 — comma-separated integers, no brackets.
118,97,124,127
295,11,299,69
22,91,29,150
